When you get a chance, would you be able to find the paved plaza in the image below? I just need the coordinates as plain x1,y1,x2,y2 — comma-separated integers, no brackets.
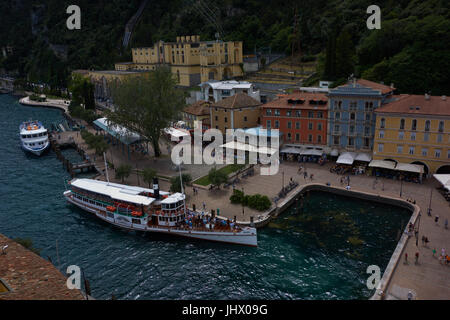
60,122,449,300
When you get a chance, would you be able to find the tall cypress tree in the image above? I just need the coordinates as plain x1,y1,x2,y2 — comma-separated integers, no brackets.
335,29,355,79
324,34,337,80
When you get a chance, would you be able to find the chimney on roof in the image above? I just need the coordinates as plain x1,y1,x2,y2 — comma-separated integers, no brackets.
390,83,394,88
442,95,447,101
425,93,430,100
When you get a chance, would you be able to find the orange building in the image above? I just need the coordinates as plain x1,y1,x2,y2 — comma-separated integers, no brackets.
260,92,328,146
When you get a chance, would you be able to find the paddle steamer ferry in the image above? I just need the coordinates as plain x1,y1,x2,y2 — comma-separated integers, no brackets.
19,120,50,156
63,177,257,246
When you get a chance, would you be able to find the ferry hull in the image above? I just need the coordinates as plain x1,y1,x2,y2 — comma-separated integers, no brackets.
21,141,50,156
64,191,257,247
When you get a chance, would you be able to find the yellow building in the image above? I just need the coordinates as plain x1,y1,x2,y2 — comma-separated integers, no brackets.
115,35,244,87
210,93,261,134
72,69,151,101
373,94,450,175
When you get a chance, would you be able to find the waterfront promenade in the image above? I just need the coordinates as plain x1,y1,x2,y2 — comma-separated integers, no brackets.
56,118,449,300
19,96,70,113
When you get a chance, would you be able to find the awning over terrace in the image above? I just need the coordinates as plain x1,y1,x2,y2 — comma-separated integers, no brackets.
330,149,339,157
368,160,396,170
93,117,142,145
433,174,450,191
394,163,424,174
164,127,190,139
336,152,356,165
280,147,302,154
220,141,278,155
300,149,324,156
354,153,372,162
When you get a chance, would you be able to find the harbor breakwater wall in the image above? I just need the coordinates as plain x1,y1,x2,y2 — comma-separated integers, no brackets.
235,183,418,301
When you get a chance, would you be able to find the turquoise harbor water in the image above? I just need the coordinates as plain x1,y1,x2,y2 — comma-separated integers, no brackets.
0,94,411,300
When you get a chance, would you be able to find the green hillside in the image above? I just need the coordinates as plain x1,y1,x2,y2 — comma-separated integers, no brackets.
0,0,449,94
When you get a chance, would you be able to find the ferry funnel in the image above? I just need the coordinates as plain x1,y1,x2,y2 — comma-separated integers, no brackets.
153,177,160,199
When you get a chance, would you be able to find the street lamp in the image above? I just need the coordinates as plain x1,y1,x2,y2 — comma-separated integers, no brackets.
400,178,403,197
242,187,245,217
427,188,433,216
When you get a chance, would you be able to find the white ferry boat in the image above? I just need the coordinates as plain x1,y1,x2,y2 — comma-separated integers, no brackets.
19,120,50,156
63,177,258,247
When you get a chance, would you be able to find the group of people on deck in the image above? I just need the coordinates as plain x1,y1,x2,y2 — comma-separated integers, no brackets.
180,210,238,231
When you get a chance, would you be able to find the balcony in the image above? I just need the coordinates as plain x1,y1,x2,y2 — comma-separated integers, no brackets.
348,131,357,137
332,131,341,135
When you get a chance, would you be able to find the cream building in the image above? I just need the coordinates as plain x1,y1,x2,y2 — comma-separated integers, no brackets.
115,35,244,87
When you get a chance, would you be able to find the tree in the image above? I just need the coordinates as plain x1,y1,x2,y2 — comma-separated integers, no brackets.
208,167,228,189
93,137,109,156
170,174,192,193
324,33,337,80
108,66,185,157
69,73,95,109
142,168,157,189
115,164,132,183
335,29,356,79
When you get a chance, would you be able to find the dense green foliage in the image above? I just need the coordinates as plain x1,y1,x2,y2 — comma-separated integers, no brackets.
106,66,185,157
80,129,109,155
69,103,97,123
170,173,192,193
207,167,228,188
141,168,157,189
115,164,132,183
230,189,271,211
1,0,449,94
69,73,95,110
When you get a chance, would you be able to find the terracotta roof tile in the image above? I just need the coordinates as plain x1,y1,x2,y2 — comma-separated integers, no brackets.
183,100,211,116
356,79,395,94
261,92,328,110
375,94,450,116
211,93,261,109
0,234,85,300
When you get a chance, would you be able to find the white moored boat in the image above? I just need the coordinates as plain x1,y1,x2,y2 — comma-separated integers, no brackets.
63,177,257,247
19,120,50,156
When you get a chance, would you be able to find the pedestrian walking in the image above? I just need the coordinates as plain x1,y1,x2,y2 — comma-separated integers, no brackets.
310,173,314,181
202,202,206,211
421,236,425,246
340,177,344,186
303,171,308,180
404,253,408,264
435,215,439,225
424,237,429,247
433,248,437,257
445,219,448,229
407,291,413,300
415,252,419,264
